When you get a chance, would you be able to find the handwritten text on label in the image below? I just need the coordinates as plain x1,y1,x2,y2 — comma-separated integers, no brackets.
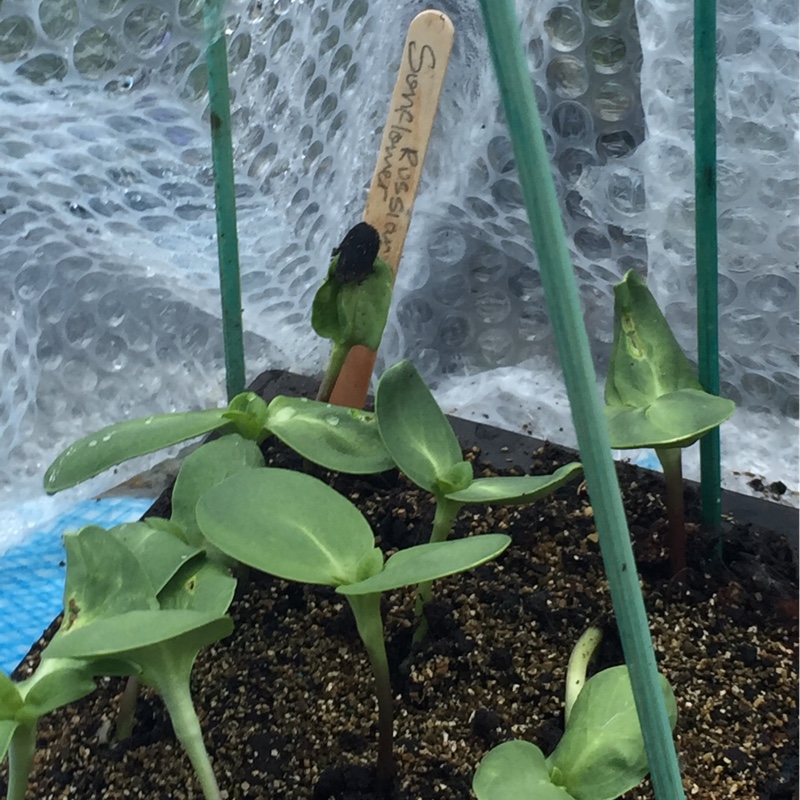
375,41,437,257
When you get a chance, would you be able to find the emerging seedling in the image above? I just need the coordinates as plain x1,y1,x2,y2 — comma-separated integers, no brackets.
194,466,510,796
375,360,582,633
564,626,603,725
473,628,677,800
43,524,237,800
312,222,393,402
604,270,735,575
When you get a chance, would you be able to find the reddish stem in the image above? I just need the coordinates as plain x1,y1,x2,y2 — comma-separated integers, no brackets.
657,447,687,576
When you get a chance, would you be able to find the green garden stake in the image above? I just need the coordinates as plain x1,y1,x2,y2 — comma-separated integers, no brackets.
694,0,723,530
476,2,686,797
204,0,245,400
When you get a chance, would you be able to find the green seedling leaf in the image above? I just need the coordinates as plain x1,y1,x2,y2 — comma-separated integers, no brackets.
61,526,158,633
473,740,575,800
312,258,393,350
446,462,583,505
109,522,202,595
170,435,266,548
266,396,395,474
48,552,236,662
334,258,393,349
435,461,473,494
159,560,237,617
7,656,135,722
45,610,230,661
605,270,735,449
44,409,231,494
312,225,393,351
338,534,511,596
0,673,23,720
0,720,14,761
605,389,735,449
221,392,270,442
354,547,385,584
376,360,465,495
142,515,190,543
17,663,96,722
312,275,339,339
547,665,677,800
197,468,375,586
606,270,702,408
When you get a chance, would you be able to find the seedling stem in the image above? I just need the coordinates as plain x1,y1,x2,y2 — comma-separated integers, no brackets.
656,447,686,576
150,652,222,800
6,722,35,800
413,497,462,644
316,342,350,403
115,675,139,740
343,593,395,795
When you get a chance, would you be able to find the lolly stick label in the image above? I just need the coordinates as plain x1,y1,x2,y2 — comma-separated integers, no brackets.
363,11,454,272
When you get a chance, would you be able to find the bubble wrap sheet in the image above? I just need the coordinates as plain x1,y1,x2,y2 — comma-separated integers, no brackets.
0,0,797,550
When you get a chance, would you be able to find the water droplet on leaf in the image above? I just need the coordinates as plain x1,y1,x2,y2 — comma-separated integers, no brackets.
271,406,296,425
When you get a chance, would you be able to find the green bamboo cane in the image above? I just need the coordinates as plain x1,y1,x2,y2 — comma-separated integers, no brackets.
476,3,685,798
203,0,246,400
694,0,723,529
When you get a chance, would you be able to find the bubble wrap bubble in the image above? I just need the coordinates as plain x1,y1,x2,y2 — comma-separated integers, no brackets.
0,0,796,548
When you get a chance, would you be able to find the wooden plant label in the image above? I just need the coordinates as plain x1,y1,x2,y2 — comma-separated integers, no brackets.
328,10,454,408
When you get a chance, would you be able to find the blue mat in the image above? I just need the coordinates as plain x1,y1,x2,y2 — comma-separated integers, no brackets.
633,451,661,471
0,497,154,675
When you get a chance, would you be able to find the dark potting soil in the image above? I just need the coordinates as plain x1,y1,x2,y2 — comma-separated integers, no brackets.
3,371,797,800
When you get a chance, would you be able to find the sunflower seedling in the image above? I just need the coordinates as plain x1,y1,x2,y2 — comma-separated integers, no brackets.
194,466,510,796
473,627,678,800
43,523,237,800
374,360,582,635
44,389,393,496
604,270,735,575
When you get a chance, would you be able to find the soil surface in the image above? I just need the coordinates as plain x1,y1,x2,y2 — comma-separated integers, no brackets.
3,374,797,800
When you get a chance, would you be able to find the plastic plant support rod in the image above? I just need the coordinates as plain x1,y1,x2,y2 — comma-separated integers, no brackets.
476,3,686,800
328,10,454,409
694,0,723,530
204,0,246,401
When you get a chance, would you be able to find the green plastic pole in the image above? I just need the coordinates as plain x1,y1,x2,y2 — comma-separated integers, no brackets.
203,0,246,401
476,3,685,799
694,0,723,529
